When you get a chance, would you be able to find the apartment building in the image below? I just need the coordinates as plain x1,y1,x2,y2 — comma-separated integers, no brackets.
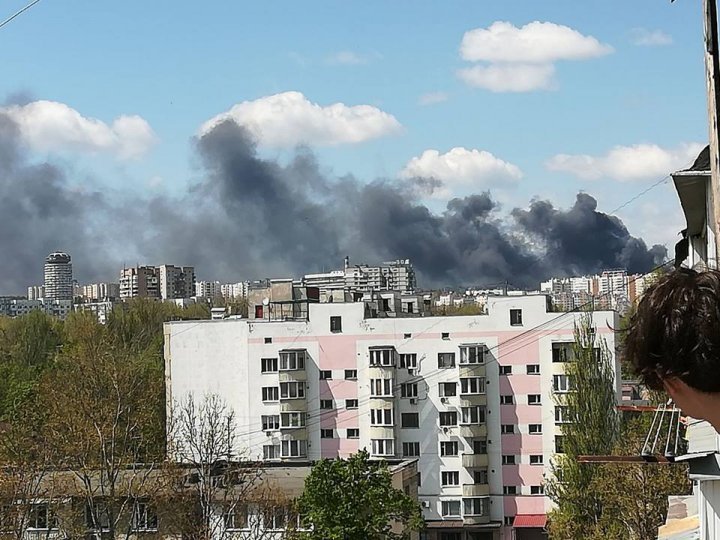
44,252,73,301
196,280,222,298
302,257,417,296
158,265,195,300
165,292,620,540
119,266,160,299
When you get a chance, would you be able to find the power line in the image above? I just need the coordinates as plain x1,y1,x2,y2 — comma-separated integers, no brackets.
0,0,42,31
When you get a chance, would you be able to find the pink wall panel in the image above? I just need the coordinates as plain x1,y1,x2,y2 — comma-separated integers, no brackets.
501,434,544,455
500,404,543,424
318,336,360,369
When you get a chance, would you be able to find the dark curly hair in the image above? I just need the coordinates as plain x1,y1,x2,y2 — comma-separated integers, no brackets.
624,268,720,392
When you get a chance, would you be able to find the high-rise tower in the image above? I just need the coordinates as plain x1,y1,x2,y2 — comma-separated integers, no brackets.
44,252,73,301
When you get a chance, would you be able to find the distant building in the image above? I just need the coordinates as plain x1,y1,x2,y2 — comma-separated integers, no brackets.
158,265,195,300
302,257,417,297
119,266,160,300
78,282,120,302
196,280,222,299
74,300,117,324
44,252,73,301
220,281,249,299
27,285,44,300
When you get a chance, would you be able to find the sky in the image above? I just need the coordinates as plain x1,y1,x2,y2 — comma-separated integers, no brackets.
0,0,710,292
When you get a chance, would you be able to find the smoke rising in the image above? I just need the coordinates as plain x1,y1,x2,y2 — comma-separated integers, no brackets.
0,112,667,294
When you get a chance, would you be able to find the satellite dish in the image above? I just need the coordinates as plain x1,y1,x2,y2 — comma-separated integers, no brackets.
262,298,270,306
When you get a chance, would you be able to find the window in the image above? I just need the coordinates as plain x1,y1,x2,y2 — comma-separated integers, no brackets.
510,309,523,326
261,415,280,431
441,500,461,517
330,316,342,332
531,485,545,495
263,444,280,460
346,399,358,409
264,336,272,344
438,353,456,368
499,365,512,375
370,409,394,426
552,342,573,362
460,344,486,365
530,454,544,465
399,353,417,369
473,469,488,484
500,395,513,405
319,370,332,380
281,439,307,458
86,501,110,530
263,507,289,530
320,399,333,409
370,378,394,397
320,429,334,439
347,428,360,439
279,350,306,371
261,357,278,373
403,442,420,457
502,455,516,465
460,377,485,395
280,381,305,399
440,534,460,540
404,332,412,339
463,497,487,516
553,374,573,392
439,411,458,427
501,424,515,434
401,383,418,398
344,369,357,380
439,382,457,397
555,435,565,454
132,501,158,531
529,424,542,434
281,412,306,428
371,439,395,456
555,406,571,424
442,332,450,340
527,364,540,375
370,348,395,366
255,305,264,319
528,394,541,405
402,412,419,428
262,386,279,402
472,439,487,454
504,517,514,526
224,505,248,530
503,486,517,495
441,471,460,486
28,504,57,530
461,406,485,425
440,441,459,456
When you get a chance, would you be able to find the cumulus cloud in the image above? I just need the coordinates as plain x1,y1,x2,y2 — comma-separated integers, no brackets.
199,91,402,147
457,21,612,92
546,142,704,181
458,64,556,93
1,100,157,159
630,28,673,46
400,147,522,198
418,91,449,106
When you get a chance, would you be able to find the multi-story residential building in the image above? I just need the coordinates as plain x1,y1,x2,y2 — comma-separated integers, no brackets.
119,266,160,300
74,300,117,324
165,291,620,540
27,285,44,300
196,280,222,299
44,252,73,301
79,282,121,302
221,281,250,299
158,265,195,300
0,298,73,319
302,258,417,296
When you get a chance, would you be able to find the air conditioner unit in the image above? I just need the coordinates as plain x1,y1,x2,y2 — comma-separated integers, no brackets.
421,500,431,509
409,398,417,405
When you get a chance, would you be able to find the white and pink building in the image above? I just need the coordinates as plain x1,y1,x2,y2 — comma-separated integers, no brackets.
164,291,619,540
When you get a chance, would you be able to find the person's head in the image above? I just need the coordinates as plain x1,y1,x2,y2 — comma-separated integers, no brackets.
625,268,720,420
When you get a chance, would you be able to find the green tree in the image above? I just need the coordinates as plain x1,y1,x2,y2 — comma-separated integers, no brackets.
292,450,423,540
546,312,620,539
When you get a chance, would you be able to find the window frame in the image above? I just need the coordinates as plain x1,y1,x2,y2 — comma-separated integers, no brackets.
261,357,278,373
510,309,523,326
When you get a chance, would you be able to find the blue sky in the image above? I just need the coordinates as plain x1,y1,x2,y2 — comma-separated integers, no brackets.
0,0,709,256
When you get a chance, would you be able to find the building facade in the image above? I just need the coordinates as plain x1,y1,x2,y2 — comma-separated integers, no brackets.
119,266,160,300
165,295,620,540
44,252,73,301
196,280,222,299
158,265,195,300
302,258,417,296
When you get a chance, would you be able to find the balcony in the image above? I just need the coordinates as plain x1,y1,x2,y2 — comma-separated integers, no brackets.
459,365,486,378
459,394,487,407
463,514,491,525
279,370,307,383
463,483,490,497
462,453,489,468
458,424,487,438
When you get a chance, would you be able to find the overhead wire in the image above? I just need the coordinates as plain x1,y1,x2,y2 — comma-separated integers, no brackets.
0,0,41,31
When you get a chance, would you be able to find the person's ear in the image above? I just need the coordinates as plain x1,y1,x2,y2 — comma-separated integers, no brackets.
662,377,684,399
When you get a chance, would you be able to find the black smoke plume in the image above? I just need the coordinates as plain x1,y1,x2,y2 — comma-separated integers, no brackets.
0,114,667,294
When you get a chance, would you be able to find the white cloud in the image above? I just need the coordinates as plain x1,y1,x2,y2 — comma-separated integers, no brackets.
457,21,612,92
400,147,522,199
630,28,673,46
460,21,613,63
457,63,556,93
418,92,449,106
546,142,704,181
326,51,369,65
1,100,157,159
200,91,402,147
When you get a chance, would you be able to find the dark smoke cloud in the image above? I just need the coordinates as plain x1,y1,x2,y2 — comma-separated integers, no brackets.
0,114,667,294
